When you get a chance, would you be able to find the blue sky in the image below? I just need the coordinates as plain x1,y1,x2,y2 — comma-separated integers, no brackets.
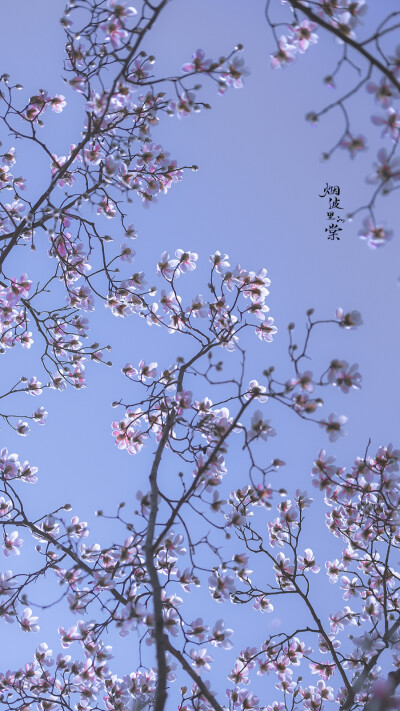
0,0,399,705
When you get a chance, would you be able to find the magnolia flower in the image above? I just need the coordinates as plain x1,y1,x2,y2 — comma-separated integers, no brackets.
187,618,209,642
20,607,40,632
245,380,268,403
175,249,198,273
340,133,367,158
182,49,212,73
189,647,213,671
371,107,400,141
249,410,275,441
3,531,23,556
358,217,393,249
366,79,398,109
336,308,363,329
256,317,277,342
297,548,320,574
325,559,345,583
290,20,318,53
210,251,230,272
211,619,233,648
157,251,179,279
270,35,297,68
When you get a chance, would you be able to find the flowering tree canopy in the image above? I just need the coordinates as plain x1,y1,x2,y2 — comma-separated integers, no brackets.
0,1,399,711
266,0,400,248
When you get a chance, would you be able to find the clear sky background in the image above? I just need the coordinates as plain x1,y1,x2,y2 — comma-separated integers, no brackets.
0,0,399,705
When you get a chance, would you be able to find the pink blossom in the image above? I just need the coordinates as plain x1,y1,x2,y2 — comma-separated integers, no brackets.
16,420,29,436
336,307,363,329
50,94,66,112
209,619,233,649
270,35,297,68
120,243,135,263
19,607,39,632
2,147,16,166
329,606,358,634
19,331,34,348
210,251,230,272
331,361,362,392
366,147,400,189
290,20,318,54
33,406,48,424
253,595,274,613
97,197,116,219
256,317,277,342
249,410,275,441
4,200,25,221
309,662,335,680
168,90,197,118
358,217,393,249
84,142,104,164
325,558,345,583
371,108,400,141
0,497,12,518
340,133,367,158
320,412,348,442
366,79,398,108
187,617,209,642
289,370,314,393
25,377,43,396
245,380,268,403
69,75,86,93
228,661,250,685
266,703,285,711
238,690,260,709
182,49,212,73
174,390,192,414
157,251,179,279
3,531,23,556
340,575,360,600
0,165,11,188
218,55,250,92
274,552,295,578
297,548,320,574
175,249,198,273
100,19,128,49
208,571,236,600
108,0,137,19
189,647,213,671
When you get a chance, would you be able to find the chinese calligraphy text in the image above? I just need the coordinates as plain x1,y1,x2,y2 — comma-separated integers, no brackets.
319,182,345,240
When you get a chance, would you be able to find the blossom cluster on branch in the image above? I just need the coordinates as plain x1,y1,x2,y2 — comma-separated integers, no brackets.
266,0,400,248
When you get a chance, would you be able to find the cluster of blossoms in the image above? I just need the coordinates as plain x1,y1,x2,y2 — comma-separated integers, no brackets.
271,314,362,439
213,440,400,711
267,2,400,251
23,89,66,122
0,634,166,709
270,20,319,69
270,1,367,69
105,251,277,352
0,274,32,352
0,269,100,409
326,360,362,393
49,136,184,208
0,445,189,651
0,152,27,235
342,83,400,247
48,225,92,283
99,0,138,50
0,8,252,453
